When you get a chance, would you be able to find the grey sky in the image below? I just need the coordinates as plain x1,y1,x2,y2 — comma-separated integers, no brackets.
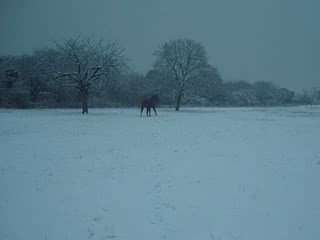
0,0,319,90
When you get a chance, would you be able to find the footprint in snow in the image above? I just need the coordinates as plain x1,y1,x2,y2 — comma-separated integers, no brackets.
106,234,116,239
162,203,176,211
93,217,102,222
88,228,95,238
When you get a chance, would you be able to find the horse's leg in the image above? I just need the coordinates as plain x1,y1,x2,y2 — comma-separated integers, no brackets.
140,105,144,116
147,108,150,116
153,106,157,115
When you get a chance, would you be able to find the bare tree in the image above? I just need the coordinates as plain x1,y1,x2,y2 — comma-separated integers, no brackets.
48,36,127,113
194,64,223,100
302,88,319,107
153,39,208,110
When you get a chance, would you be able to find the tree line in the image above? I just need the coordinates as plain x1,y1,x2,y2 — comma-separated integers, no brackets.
0,37,319,113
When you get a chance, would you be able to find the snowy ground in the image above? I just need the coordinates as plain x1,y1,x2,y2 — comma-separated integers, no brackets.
0,106,320,240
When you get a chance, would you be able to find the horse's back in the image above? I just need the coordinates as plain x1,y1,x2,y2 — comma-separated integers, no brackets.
141,99,147,107
141,95,158,108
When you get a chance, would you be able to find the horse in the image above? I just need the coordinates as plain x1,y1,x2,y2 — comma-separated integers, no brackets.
140,95,159,116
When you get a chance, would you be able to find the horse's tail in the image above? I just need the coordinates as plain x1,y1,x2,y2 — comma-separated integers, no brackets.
140,101,145,115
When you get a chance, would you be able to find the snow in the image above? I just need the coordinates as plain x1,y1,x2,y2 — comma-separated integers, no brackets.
1,106,320,240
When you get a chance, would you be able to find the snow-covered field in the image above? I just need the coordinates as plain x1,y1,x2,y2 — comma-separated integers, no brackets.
1,106,320,240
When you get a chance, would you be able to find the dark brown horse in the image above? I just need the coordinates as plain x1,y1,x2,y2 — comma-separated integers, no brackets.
140,95,159,116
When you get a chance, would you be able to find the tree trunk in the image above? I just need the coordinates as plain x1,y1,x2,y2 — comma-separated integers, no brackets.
82,94,89,114
175,93,183,111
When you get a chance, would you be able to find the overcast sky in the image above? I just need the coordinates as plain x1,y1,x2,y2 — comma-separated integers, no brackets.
0,0,319,90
